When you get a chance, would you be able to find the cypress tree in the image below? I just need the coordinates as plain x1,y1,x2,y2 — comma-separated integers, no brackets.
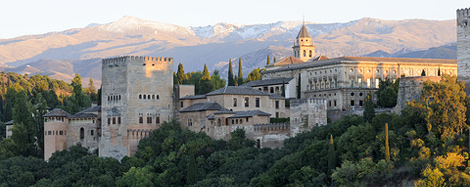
237,58,243,86
421,70,426,76
187,154,198,185
328,134,336,175
267,55,271,65
438,68,441,76
273,56,277,63
385,123,390,161
228,59,235,86
234,75,239,86
201,64,211,80
177,63,186,84
364,92,375,122
281,81,286,97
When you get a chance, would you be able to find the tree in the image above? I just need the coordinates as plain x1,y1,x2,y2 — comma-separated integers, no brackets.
385,123,390,161
228,59,235,86
88,78,96,94
328,134,336,175
177,63,186,84
377,77,399,108
363,92,375,123
246,68,261,82
187,154,198,185
237,58,243,86
11,91,36,157
201,64,211,81
33,93,48,158
210,69,226,91
64,73,91,114
273,57,277,63
266,55,271,65
116,167,155,187
421,70,426,76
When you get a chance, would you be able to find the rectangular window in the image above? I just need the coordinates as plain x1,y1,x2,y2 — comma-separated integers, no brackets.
233,98,237,107
375,78,379,88
180,101,184,108
351,100,355,106
245,97,249,107
275,101,280,109
113,117,116,124
91,130,94,136
276,112,279,118
139,117,143,124
156,117,160,124
118,117,121,124
334,100,337,106
147,117,152,124
108,118,111,125
255,98,260,107
59,131,63,135
358,78,362,88
329,100,331,107
246,117,249,122
188,119,192,126
359,100,364,106
367,79,371,88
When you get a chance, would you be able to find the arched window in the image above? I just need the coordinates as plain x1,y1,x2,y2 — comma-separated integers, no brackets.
157,95,160,100
80,127,84,139
152,95,155,99
309,50,312,57
143,95,146,99
139,94,142,99
303,50,306,57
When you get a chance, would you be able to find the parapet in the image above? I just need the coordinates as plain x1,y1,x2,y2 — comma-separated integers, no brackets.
290,98,326,107
457,8,470,27
102,56,173,64
253,122,290,131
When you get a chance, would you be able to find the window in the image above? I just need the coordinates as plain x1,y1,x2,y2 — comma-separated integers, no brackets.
270,87,274,93
367,79,371,88
156,117,160,124
152,95,155,99
59,131,63,135
118,117,121,124
119,95,121,100
246,117,249,122
139,94,142,99
256,139,261,149
80,128,84,139
255,98,260,107
147,116,152,124
113,117,116,124
359,100,364,106
245,97,249,107
108,118,111,125
233,98,237,107
91,130,94,136
334,100,337,106
48,131,51,135
232,119,235,124
157,95,160,100
188,119,192,126
276,112,279,118
303,50,306,57
143,95,146,99
309,50,312,57
139,117,143,124
375,79,379,88
275,101,280,109
351,100,355,106
180,101,184,108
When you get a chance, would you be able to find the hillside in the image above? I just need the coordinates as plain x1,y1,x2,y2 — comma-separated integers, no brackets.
0,16,456,82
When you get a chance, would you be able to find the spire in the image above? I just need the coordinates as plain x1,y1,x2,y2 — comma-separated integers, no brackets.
296,24,311,39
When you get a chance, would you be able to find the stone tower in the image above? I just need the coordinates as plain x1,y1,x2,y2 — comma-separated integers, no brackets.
457,8,470,93
293,24,316,62
100,56,174,160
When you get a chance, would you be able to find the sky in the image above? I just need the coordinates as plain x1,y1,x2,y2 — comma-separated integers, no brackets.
0,0,468,39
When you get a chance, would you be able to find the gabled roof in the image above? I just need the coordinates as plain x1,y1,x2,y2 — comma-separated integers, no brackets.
206,86,271,96
179,95,207,100
44,108,70,117
180,102,225,112
311,55,329,61
228,110,271,118
242,77,294,87
3,120,13,125
297,24,311,38
273,56,305,66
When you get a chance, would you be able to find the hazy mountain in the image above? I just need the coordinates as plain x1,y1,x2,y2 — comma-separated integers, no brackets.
0,16,457,83
365,43,457,59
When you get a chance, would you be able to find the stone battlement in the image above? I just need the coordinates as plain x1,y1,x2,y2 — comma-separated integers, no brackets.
290,98,326,107
253,123,290,131
102,56,173,64
457,8,470,17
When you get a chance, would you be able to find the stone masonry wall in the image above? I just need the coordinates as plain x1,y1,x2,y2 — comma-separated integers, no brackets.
394,76,441,114
458,8,470,93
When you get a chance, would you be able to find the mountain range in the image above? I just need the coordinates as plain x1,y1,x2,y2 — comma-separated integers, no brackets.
0,16,457,84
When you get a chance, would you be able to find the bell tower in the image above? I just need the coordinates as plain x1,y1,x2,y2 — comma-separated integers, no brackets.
293,24,316,62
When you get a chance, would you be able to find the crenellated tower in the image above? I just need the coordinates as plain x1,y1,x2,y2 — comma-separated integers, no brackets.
457,8,470,93
100,56,174,160
293,24,316,62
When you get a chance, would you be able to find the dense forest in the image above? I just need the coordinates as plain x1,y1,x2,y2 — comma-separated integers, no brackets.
1,71,470,186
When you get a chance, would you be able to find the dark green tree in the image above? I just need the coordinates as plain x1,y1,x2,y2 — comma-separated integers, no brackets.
273,56,277,62
237,58,243,86
267,55,271,65
198,64,214,94
297,74,301,99
363,92,375,123
177,63,186,84
187,154,198,185
421,70,426,76
210,69,226,91
11,91,36,157
228,59,235,86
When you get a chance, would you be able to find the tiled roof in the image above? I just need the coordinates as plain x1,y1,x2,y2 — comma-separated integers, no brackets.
81,105,101,113
206,86,272,96
297,24,311,38
213,108,236,114
228,110,271,118
68,112,98,118
273,56,305,66
312,55,329,61
44,108,70,117
242,77,294,87
3,120,13,125
268,93,285,99
263,56,456,74
179,95,207,100
180,102,225,112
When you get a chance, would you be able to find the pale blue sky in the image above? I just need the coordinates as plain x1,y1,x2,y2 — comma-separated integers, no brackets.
0,0,468,39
